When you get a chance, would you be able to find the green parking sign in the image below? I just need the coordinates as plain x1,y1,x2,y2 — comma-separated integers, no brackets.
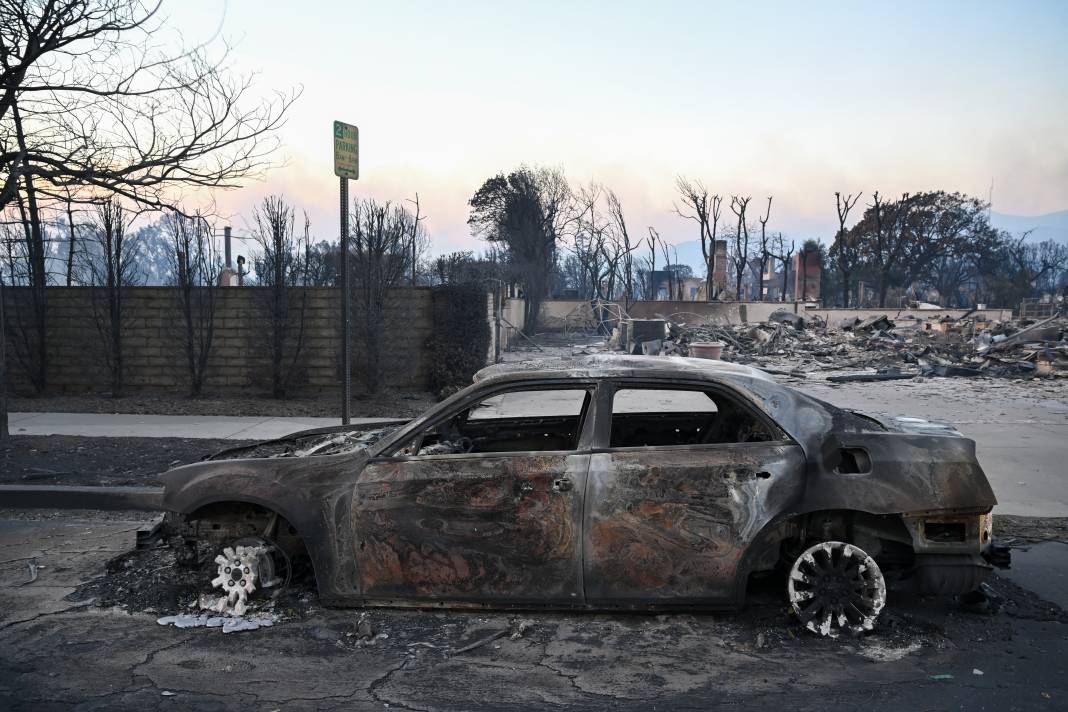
333,121,359,179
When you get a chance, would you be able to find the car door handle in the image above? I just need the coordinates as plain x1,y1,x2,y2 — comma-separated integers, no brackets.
723,469,773,480
552,478,573,493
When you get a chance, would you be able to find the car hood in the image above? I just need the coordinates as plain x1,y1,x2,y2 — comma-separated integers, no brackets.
202,419,409,462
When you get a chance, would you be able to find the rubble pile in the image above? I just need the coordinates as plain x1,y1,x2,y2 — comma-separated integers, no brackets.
664,310,1068,381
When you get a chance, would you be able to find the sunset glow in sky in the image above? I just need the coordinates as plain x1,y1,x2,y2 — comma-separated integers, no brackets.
168,0,1068,252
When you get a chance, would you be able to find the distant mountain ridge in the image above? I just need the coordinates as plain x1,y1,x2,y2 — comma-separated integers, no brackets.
990,209,1068,245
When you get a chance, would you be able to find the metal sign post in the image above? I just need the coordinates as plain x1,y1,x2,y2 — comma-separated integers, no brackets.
334,121,359,425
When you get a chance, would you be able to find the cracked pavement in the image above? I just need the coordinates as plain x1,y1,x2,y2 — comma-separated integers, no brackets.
1,512,1067,710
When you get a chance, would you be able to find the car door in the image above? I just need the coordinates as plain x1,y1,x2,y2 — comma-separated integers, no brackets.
583,380,805,605
352,382,595,605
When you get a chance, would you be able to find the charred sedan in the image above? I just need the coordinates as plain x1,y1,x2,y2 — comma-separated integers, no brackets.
161,356,1000,636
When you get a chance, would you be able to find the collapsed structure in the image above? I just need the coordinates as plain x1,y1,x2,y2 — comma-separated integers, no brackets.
610,309,1067,382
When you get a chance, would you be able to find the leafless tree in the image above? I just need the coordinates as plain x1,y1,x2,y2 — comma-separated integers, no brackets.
675,177,722,300
406,193,426,286
0,0,295,402
646,227,660,299
570,184,635,303
756,197,773,301
0,269,8,438
1,1,296,211
80,198,141,397
773,232,795,302
832,191,862,306
605,189,641,308
62,190,82,286
349,199,424,393
729,196,752,300
659,237,676,300
251,196,308,399
165,210,220,397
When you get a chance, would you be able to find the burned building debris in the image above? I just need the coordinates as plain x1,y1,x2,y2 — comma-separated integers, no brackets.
603,311,1068,383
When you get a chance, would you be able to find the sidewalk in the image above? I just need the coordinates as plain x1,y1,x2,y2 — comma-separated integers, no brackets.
8,412,386,440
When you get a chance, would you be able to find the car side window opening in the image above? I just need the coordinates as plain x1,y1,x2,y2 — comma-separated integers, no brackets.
610,387,773,448
398,388,591,456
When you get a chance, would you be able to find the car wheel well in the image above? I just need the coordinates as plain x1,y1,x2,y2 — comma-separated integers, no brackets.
745,509,915,579
168,500,311,564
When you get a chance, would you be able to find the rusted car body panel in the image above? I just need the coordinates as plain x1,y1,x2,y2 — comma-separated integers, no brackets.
584,443,806,604
354,453,588,603
161,355,999,609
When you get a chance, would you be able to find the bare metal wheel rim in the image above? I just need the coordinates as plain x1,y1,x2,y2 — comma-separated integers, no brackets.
787,540,887,637
210,537,288,616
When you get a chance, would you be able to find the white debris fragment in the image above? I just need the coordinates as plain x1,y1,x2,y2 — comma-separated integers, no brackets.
157,613,279,633
858,640,923,662
973,668,984,676
161,690,177,697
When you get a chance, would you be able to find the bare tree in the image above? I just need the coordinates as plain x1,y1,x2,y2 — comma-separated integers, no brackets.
0,269,7,438
80,198,140,397
569,184,608,299
832,191,862,306
569,183,635,304
605,189,640,308
756,197,773,301
1,1,296,211
349,199,423,393
251,196,308,399
729,196,752,299
62,190,82,286
674,177,723,300
0,0,295,400
165,210,220,397
644,227,670,299
406,193,426,286
658,236,676,300
773,232,795,302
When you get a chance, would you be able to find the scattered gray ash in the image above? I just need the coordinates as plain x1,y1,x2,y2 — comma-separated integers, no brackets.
66,540,319,618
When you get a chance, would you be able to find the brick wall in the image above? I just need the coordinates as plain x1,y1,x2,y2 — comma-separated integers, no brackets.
4,286,435,395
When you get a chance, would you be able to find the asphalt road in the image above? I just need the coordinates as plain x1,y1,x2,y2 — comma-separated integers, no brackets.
1,513,1065,711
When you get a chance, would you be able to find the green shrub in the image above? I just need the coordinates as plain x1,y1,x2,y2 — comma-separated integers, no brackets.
426,285,491,398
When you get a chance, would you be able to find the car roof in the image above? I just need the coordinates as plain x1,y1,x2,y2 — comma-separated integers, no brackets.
474,355,774,385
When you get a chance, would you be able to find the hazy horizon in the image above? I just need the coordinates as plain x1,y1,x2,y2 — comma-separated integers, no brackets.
160,1,1067,254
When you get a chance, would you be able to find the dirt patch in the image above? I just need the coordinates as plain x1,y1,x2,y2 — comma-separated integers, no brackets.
10,390,436,418
0,435,254,487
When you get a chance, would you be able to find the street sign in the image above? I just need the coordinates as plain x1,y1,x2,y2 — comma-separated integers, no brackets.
333,120,359,179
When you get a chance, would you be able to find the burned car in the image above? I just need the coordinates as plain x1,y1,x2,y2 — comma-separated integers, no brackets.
161,355,1000,636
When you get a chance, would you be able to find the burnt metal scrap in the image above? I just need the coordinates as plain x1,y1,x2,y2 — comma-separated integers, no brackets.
205,421,406,461
159,355,1006,636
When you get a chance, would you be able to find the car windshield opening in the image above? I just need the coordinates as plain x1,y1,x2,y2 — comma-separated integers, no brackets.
406,388,591,455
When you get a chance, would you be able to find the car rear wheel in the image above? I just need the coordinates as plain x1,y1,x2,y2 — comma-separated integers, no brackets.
787,540,887,637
